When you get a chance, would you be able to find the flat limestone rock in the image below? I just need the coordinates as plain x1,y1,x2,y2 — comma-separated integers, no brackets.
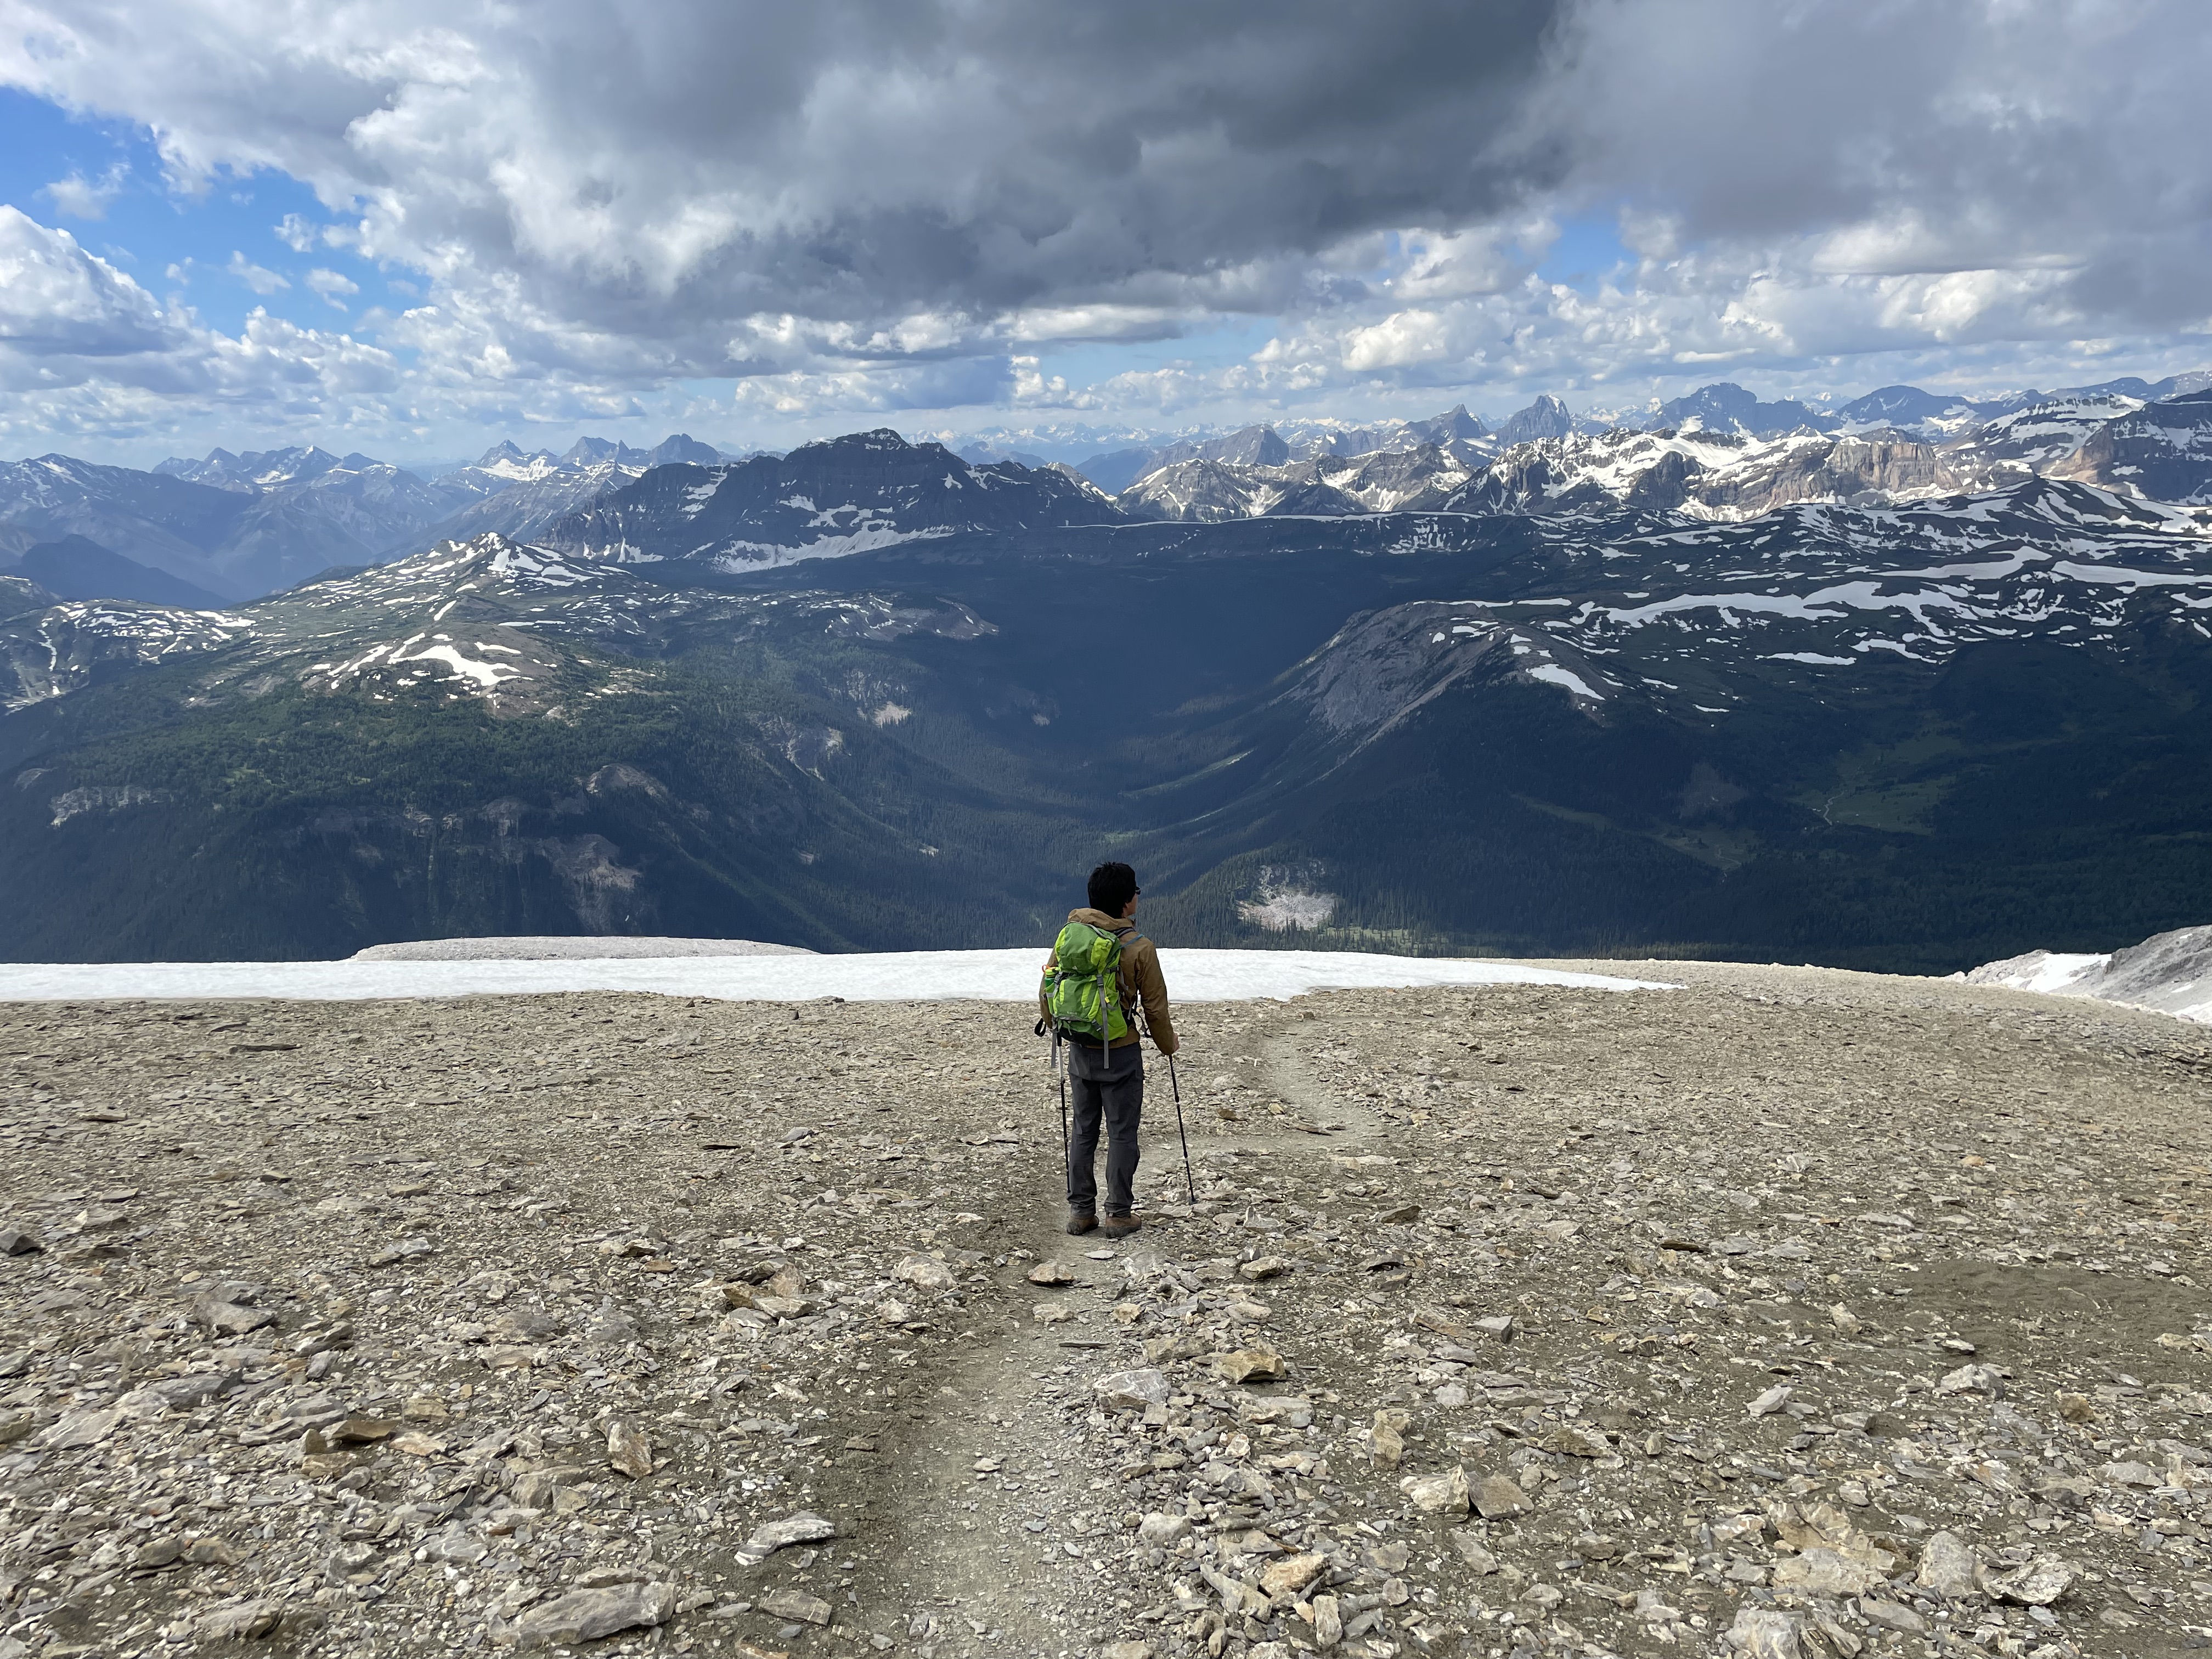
731,1511,838,1567
1137,1513,1190,1544
1094,1369,1171,1410
1259,1553,1327,1595
1473,1473,1531,1519
1451,1534,1497,1573
194,1600,283,1641
759,1587,832,1626
1725,1607,1803,1659
1916,1530,1979,1598
1237,1395,1313,1429
606,1420,653,1479
1400,1466,1471,1515
893,1255,956,1293
1861,1599,1928,1635
1989,1555,2075,1606
1772,1546,1884,1596
39,1408,119,1450
513,1582,676,1647
1213,1347,1286,1384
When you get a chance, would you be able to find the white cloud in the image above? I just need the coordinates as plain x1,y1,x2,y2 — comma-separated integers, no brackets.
0,206,187,361
40,161,127,219
225,250,289,295
304,267,359,308
274,213,321,253
0,207,405,454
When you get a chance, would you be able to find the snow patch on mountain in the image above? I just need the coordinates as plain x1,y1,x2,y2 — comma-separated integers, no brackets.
1526,663,1604,700
2,599,250,709
1962,923,2212,1024
709,523,956,570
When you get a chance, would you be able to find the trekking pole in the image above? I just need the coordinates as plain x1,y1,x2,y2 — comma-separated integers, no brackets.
1053,1029,1071,1199
1039,1015,1071,1204
1167,1051,1196,1206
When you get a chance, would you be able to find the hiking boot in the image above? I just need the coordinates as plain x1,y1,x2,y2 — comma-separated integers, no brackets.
1101,1213,1142,1240
1065,1211,1097,1236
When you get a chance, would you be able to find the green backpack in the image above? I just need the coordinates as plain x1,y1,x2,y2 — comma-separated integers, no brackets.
1043,920,1137,1045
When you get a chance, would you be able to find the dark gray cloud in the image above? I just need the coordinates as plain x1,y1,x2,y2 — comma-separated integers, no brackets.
8,0,1572,350
1549,0,2212,331
2,0,2209,451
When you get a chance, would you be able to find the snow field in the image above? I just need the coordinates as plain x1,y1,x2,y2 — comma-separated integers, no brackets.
0,947,1675,1005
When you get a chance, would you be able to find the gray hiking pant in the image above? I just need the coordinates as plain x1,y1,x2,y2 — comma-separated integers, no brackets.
1065,1040,1143,1217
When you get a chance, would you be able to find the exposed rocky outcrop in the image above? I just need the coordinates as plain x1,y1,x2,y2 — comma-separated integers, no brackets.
1964,922,2212,1022
2052,391,2212,505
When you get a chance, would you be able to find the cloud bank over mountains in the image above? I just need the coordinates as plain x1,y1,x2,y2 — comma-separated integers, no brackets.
1,0,2209,457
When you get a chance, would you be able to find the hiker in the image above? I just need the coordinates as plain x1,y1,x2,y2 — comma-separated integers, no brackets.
1039,860,1178,1239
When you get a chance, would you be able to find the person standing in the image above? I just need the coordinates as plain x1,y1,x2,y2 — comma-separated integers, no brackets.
1039,861,1177,1238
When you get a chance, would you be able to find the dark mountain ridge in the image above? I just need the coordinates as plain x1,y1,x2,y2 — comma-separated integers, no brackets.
543,429,1124,569
1,537,227,609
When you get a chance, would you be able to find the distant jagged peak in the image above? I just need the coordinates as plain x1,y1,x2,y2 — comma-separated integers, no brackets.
1288,403,1491,461
1496,393,1576,445
154,443,360,488
647,433,724,466
150,447,238,480
1407,403,1488,445
541,425,1125,568
1646,382,1840,439
795,426,952,461
1033,461,1120,504
956,438,1048,469
470,432,730,476
558,435,639,467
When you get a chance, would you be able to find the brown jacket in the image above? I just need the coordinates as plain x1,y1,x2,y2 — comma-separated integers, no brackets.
1039,907,1178,1054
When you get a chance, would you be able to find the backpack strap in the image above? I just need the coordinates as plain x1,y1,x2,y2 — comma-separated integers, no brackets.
1111,928,1150,1042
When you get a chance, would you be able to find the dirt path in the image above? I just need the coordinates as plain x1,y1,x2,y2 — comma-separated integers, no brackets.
856,1026,1398,1659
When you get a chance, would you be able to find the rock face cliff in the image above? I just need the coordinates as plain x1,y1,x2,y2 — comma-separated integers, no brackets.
2053,390,2212,504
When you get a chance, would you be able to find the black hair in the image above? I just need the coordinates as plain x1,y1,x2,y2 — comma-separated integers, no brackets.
1087,861,1139,916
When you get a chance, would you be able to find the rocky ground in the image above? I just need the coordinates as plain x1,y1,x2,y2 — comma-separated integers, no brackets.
1,958,2208,1659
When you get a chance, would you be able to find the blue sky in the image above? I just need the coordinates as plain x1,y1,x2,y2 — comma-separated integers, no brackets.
0,87,435,365
2,2,2208,469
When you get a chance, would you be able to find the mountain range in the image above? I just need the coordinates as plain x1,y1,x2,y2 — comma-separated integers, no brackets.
7,373,2212,967
5,410,2212,968
1103,382,2212,524
0,433,738,602
9,376,2212,607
